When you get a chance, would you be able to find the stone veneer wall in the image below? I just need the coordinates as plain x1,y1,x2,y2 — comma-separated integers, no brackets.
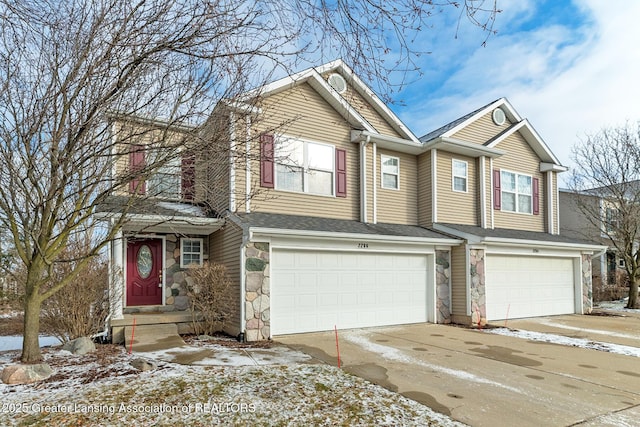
123,235,195,314
582,253,593,314
469,248,486,327
435,250,452,324
244,242,270,341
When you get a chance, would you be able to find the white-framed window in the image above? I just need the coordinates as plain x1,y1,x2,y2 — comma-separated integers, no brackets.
275,137,334,196
501,170,532,213
381,155,400,190
452,159,468,192
604,207,619,233
181,238,203,268
148,154,181,199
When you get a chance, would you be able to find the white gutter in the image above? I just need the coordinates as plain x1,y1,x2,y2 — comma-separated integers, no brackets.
372,142,377,224
229,111,237,213
249,226,461,246
480,156,486,228
547,171,553,234
432,149,438,223
245,115,251,213
360,135,370,223
352,130,423,154
490,157,495,229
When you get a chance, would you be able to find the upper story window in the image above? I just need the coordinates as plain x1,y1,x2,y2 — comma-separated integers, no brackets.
180,238,203,268
260,134,347,198
501,170,532,213
381,155,400,190
452,159,468,192
604,207,619,233
275,137,334,196
129,145,195,201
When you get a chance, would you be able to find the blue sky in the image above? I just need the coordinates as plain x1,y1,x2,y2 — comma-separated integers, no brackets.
389,0,640,184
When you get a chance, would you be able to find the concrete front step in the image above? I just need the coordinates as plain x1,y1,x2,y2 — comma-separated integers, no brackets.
123,323,186,352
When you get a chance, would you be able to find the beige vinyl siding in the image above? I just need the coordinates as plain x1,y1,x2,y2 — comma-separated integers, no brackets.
492,133,545,232
450,110,512,144
483,157,492,227
450,245,468,319
417,151,432,226
240,83,360,220
209,222,243,336
111,119,196,198
326,75,403,138
376,148,418,225
435,151,478,225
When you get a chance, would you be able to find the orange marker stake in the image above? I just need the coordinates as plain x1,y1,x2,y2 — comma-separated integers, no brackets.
334,325,341,369
128,316,136,355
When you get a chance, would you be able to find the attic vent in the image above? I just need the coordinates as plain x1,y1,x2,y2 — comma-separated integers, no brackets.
327,73,347,94
492,107,506,125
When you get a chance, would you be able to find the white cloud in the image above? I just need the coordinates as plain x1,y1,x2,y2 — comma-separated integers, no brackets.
399,0,640,184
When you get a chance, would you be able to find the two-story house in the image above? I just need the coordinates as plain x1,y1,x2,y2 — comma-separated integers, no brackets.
104,60,605,342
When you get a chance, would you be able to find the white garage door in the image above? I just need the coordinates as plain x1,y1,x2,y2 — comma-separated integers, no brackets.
485,255,576,320
271,249,429,335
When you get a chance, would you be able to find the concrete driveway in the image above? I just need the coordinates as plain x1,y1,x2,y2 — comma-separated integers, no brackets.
276,312,640,427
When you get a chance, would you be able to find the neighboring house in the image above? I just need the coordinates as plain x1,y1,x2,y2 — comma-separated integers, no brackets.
559,188,630,300
103,60,605,342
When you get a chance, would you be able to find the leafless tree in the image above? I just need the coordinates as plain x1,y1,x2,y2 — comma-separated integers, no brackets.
569,122,640,308
0,0,497,362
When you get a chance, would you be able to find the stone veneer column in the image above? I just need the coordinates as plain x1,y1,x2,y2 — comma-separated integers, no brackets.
244,242,270,341
582,253,593,314
435,250,451,324
469,248,486,327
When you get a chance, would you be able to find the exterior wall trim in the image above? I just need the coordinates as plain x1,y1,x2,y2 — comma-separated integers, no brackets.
432,148,438,223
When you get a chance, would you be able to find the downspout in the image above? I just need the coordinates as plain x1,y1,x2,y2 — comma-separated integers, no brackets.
360,135,370,223
229,111,237,213
547,171,554,234
372,142,377,224
479,156,486,228
245,115,251,213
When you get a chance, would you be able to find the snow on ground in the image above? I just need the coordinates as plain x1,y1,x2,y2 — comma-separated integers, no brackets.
0,341,465,427
485,328,640,357
343,330,523,394
0,336,60,352
533,317,640,340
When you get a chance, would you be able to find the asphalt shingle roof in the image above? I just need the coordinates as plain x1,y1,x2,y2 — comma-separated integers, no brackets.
236,212,457,240
438,223,602,246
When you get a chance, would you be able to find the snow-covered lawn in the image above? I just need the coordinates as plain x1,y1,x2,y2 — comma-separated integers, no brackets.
0,341,464,427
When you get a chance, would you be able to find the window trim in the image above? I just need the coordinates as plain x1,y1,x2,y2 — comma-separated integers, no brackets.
452,159,468,193
274,136,336,197
180,238,204,268
500,169,533,214
380,154,400,190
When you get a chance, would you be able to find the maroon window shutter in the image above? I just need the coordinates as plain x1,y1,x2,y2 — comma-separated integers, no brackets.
532,177,540,215
181,152,196,201
260,133,274,188
335,149,347,197
493,169,501,209
129,145,146,194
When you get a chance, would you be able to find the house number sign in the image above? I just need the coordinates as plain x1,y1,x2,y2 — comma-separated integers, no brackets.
357,243,369,249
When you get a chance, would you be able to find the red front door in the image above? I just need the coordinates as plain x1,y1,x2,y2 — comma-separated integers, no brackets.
127,238,163,306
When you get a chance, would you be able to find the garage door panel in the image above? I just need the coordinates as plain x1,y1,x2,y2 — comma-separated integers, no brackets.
486,255,575,320
271,250,429,334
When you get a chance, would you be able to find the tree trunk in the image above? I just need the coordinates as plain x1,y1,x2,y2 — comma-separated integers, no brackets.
628,276,639,309
21,292,44,363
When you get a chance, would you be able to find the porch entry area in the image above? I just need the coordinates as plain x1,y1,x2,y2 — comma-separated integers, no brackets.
126,237,163,306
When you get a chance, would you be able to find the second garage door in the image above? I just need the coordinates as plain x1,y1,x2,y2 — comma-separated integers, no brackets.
271,249,429,335
485,255,576,320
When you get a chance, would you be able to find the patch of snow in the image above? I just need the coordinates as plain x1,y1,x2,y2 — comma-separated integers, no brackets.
344,330,523,394
486,328,640,358
0,335,61,351
595,300,639,313
534,318,640,340
156,201,206,216
0,345,465,427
